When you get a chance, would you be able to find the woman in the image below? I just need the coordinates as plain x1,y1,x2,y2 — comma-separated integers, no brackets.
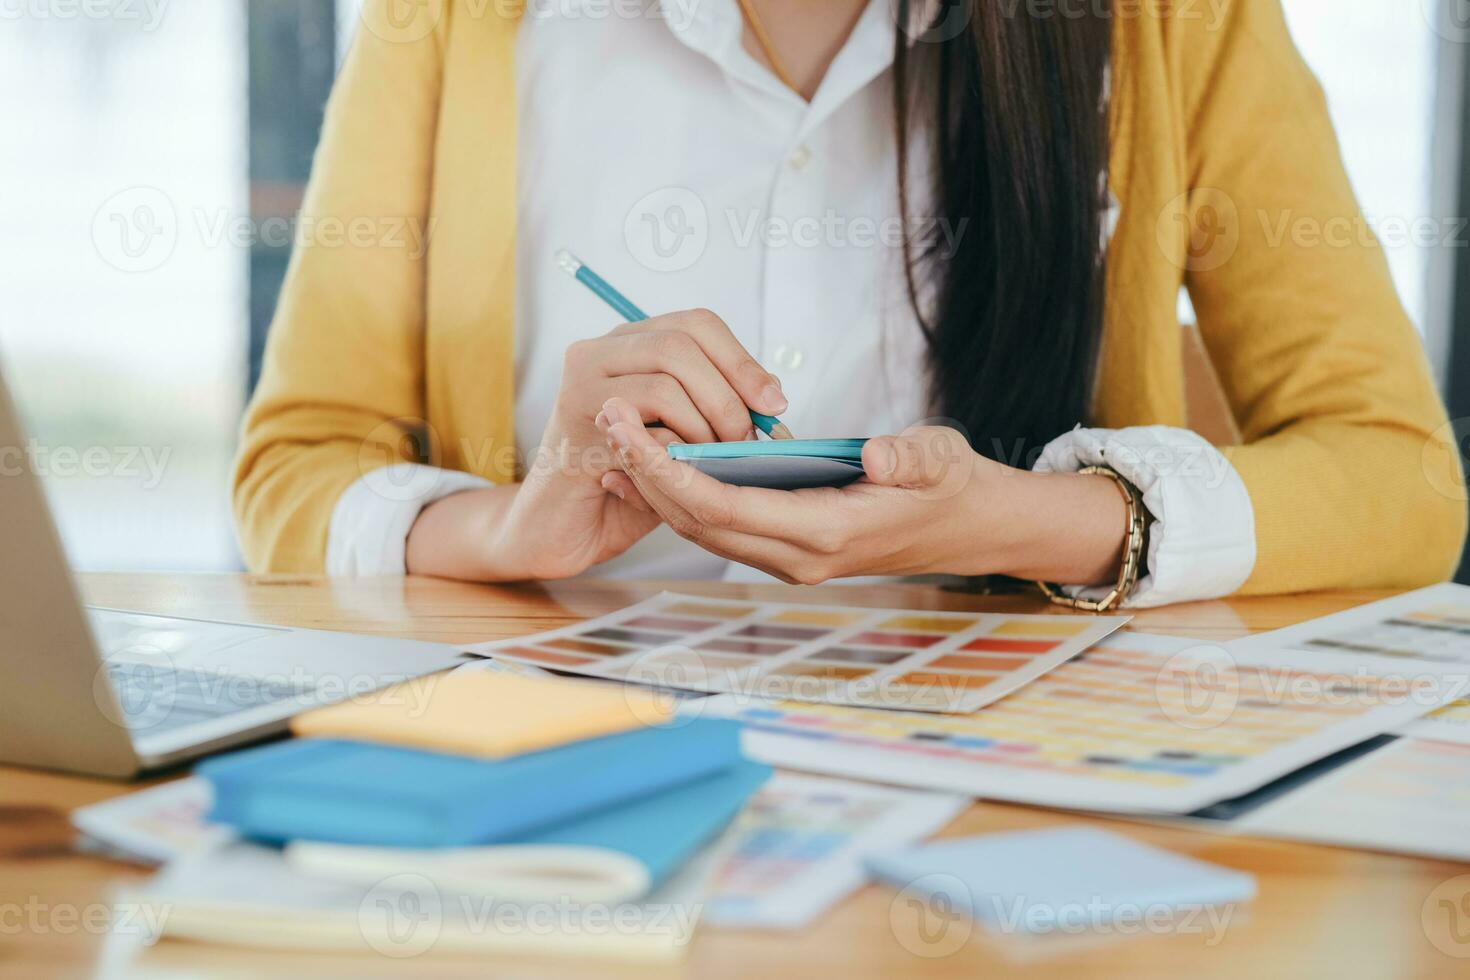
233,0,1466,608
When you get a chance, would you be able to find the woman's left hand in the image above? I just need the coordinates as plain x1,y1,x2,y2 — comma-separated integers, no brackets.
596,396,1132,586
595,397,1033,584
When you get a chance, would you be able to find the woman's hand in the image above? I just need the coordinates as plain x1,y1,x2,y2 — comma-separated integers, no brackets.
407,310,787,581
598,398,1130,586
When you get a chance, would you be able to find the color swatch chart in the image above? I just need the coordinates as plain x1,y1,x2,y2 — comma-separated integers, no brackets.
1233,582,1470,667
1398,697,1470,746
1231,738,1470,861
1300,607,1470,663
470,593,1128,713
703,774,966,929
696,632,1464,813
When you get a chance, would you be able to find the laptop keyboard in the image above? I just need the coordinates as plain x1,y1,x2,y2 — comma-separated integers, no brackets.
88,611,282,660
86,609,308,736
105,661,313,736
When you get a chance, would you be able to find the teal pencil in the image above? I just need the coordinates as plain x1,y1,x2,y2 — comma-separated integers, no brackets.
555,250,793,440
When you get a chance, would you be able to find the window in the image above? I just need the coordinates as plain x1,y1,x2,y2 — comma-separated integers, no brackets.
1281,0,1441,341
1,1,1458,575
0,5,248,570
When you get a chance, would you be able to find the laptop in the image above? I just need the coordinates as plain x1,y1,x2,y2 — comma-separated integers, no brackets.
0,372,470,778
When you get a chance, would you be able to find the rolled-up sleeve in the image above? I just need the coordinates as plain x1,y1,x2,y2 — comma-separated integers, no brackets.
326,464,493,576
1034,425,1256,607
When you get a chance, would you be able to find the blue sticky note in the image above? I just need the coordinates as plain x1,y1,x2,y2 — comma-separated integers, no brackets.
864,827,1255,933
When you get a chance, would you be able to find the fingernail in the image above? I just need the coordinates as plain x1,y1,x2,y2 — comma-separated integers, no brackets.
610,485,626,501
771,374,784,391
594,410,609,431
873,443,897,476
760,385,788,413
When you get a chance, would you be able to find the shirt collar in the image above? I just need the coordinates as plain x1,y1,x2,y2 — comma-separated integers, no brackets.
660,0,902,133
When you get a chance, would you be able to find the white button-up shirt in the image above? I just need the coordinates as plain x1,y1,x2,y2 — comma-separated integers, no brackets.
326,0,1257,606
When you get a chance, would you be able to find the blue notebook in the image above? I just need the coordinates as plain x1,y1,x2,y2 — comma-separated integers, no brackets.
200,719,743,848
517,758,771,886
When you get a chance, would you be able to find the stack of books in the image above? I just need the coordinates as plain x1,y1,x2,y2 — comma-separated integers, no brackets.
131,668,770,961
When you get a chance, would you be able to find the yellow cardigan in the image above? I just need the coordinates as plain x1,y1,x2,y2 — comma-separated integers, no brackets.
233,0,1467,592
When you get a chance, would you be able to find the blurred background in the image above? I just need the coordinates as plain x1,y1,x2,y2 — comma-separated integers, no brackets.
2,0,1468,576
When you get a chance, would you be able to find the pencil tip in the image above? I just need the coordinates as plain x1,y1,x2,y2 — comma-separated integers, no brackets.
769,422,795,441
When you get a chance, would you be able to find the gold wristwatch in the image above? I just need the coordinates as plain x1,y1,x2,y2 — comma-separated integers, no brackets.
1037,465,1147,613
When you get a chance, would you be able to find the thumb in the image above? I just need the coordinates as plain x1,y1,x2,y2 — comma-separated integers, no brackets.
861,426,972,488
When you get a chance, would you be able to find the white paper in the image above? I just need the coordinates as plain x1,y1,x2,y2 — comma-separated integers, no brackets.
864,827,1255,932
468,592,1128,715
693,632,1470,814
1186,737,1470,862
702,774,967,930
1396,697,1470,745
128,825,735,962
1228,582,1470,671
71,777,231,864
1232,583,1470,746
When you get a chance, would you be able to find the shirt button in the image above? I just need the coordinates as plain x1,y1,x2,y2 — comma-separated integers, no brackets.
787,145,812,171
770,345,805,371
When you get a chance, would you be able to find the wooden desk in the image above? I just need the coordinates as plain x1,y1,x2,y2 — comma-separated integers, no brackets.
4,574,1466,978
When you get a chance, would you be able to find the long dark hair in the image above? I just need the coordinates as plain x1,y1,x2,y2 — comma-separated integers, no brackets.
893,0,1113,465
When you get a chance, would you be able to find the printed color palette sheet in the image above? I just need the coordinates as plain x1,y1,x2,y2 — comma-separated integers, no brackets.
1231,582,1470,667
1397,697,1470,746
1230,737,1470,861
695,632,1469,813
704,774,966,930
469,593,1128,713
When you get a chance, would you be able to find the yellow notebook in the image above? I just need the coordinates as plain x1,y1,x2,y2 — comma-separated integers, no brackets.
291,669,672,758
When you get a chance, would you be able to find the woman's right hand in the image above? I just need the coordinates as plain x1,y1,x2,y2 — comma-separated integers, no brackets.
406,309,788,581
